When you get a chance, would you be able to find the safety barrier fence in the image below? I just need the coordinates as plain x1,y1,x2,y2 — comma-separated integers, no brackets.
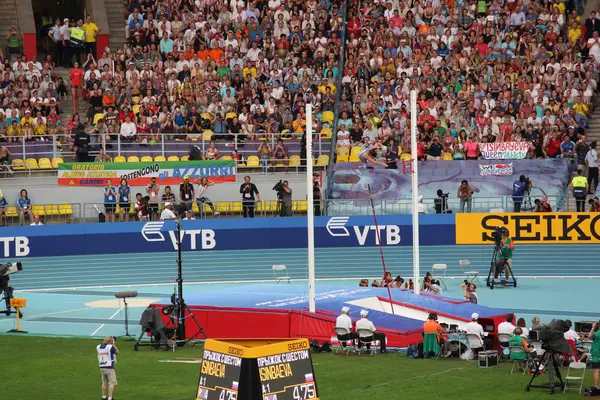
0,196,572,226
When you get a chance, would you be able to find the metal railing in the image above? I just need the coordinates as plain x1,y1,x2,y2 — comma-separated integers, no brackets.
0,133,331,166
1,195,575,226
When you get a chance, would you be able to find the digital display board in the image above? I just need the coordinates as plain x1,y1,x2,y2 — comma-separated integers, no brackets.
196,339,319,400
256,339,319,400
196,342,243,400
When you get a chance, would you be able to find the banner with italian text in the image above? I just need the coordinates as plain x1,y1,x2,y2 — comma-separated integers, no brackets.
478,142,528,160
58,160,236,186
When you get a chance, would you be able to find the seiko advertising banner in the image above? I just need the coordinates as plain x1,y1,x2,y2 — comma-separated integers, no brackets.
456,213,600,244
57,160,236,186
0,215,455,259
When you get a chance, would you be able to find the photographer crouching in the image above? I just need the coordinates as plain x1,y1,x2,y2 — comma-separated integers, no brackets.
273,180,292,217
97,336,119,400
512,175,533,212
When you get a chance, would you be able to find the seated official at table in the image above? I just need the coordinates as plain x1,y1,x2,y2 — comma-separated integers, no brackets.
335,306,358,347
497,313,517,346
356,310,388,354
424,313,451,357
466,313,493,351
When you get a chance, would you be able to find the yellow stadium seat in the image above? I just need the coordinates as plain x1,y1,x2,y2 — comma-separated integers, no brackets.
289,156,301,167
336,147,349,156
141,156,153,162
317,155,329,166
32,205,45,216
216,202,230,213
247,156,260,167
192,202,200,214
442,152,453,160
38,157,52,169
167,156,180,162
114,156,126,163
256,201,266,212
154,156,166,162
52,157,64,168
349,147,361,162
45,205,59,216
203,130,213,141
320,128,333,139
5,206,17,217
59,203,73,216
293,200,308,212
93,113,105,125
231,201,243,213
203,204,213,214
336,154,349,163
270,201,279,211
322,111,334,123
400,153,412,161
132,104,142,115
181,156,189,161
25,158,39,169
127,156,140,163
221,156,232,160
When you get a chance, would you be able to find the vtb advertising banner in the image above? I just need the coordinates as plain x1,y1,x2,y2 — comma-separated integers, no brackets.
456,213,600,244
0,215,456,258
58,160,236,186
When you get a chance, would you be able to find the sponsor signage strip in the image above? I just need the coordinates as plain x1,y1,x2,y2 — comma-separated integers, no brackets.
0,215,455,258
479,163,513,176
58,160,236,186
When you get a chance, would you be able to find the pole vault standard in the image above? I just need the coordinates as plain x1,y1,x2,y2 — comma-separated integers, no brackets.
306,104,316,313
410,89,421,295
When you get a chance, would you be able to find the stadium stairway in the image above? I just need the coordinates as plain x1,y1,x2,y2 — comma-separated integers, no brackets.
0,0,18,44
105,0,126,50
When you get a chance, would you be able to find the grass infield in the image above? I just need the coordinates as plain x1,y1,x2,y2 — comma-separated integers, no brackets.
1,336,592,399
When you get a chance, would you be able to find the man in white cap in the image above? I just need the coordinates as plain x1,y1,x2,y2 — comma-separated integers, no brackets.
355,309,387,353
416,195,427,214
335,306,357,347
160,202,177,220
465,313,493,351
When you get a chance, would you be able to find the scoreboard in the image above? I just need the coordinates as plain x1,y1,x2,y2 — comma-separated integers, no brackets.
196,339,319,400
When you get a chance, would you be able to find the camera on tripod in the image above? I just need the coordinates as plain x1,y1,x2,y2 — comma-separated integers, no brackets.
491,226,508,246
0,262,23,316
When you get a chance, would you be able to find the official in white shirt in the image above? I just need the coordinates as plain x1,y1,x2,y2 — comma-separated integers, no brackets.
30,215,44,226
497,313,517,346
466,313,493,350
182,209,196,220
416,195,427,214
335,306,357,347
160,202,177,220
564,320,581,342
355,310,387,353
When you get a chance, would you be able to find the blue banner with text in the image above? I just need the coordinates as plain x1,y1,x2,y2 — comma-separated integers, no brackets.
0,215,455,259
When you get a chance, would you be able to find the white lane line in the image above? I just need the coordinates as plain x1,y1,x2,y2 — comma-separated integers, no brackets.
24,307,91,320
90,307,123,336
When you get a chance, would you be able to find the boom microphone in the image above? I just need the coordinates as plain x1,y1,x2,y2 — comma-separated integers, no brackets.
115,291,138,299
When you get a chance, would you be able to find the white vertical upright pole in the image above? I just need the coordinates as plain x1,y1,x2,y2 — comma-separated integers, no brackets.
410,90,421,295
306,104,316,313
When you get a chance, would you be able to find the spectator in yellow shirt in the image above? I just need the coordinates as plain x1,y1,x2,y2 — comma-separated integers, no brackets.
20,110,34,126
82,15,100,57
7,120,21,141
34,122,47,137
568,21,582,46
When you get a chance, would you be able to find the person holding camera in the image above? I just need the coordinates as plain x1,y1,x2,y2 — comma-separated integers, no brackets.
275,180,292,217
97,336,119,400
534,196,552,212
587,322,600,387
146,177,160,220
571,168,589,212
434,189,449,214
457,180,473,213
461,281,478,304
512,175,531,212
240,175,260,218
313,175,322,216
494,227,514,281
589,196,600,212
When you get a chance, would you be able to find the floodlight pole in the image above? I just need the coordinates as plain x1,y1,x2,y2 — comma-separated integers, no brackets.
175,220,186,342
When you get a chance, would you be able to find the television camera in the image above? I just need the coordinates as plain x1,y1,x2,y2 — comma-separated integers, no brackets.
0,262,23,316
526,319,572,394
273,180,285,200
485,226,517,289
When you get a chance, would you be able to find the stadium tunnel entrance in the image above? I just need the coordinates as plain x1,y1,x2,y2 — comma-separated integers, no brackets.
32,0,86,55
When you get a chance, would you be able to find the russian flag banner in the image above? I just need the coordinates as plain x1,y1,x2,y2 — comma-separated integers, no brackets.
232,381,239,390
305,373,314,383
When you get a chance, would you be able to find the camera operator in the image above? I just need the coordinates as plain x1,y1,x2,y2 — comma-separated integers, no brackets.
512,175,532,212
313,175,322,216
534,195,552,212
494,227,514,281
274,180,292,217
571,168,589,212
240,175,260,218
97,336,119,400
434,189,449,214
587,322,600,387
461,281,479,304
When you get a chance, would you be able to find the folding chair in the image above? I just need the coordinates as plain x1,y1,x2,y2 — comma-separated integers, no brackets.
564,361,586,394
431,264,447,289
459,259,479,283
357,328,378,356
334,327,355,355
465,333,484,361
497,333,512,358
423,333,441,359
509,346,527,374
272,265,290,283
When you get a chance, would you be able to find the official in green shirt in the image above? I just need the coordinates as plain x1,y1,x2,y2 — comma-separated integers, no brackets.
571,168,588,212
494,230,514,280
588,322,600,387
